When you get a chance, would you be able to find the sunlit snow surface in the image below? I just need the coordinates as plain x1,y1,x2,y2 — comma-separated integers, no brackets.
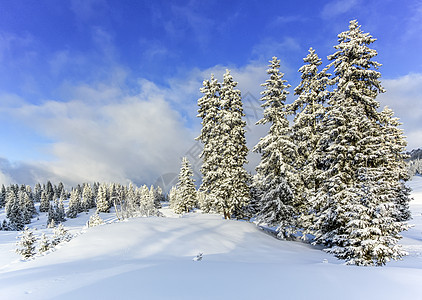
1,176,422,299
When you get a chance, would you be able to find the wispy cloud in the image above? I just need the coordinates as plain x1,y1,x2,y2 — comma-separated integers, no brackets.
70,0,109,23
251,37,302,74
269,15,307,28
321,0,360,19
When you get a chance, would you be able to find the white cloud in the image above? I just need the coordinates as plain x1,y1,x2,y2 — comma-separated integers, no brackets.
1,79,195,187
378,73,422,150
0,59,277,187
321,0,360,19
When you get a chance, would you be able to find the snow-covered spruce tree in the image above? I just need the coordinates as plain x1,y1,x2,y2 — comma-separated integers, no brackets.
196,74,222,212
1,219,10,230
0,184,6,208
5,188,15,219
379,107,412,222
51,223,72,247
168,186,179,209
289,48,331,232
311,20,408,265
135,185,158,217
38,233,51,253
6,190,25,231
216,70,250,219
174,157,197,214
81,183,93,212
55,194,66,223
15,226,37,259
153,186,164,209
33,183,42,203
147,187,160,216
96,183,111,213
46,181,55,203
67,189,80,218
39,191,50,213
24,186,36,216
47,203,56,227
253,57,298,239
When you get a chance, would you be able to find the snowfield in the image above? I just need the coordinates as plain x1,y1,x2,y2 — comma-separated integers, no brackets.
1,176,422,299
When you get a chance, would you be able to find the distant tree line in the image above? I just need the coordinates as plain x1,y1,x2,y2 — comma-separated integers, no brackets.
0,181,164,230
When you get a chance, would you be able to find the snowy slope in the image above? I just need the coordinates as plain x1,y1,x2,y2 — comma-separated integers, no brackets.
1,177,422,299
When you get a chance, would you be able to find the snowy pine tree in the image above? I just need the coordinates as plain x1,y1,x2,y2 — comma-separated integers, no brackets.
253,57,298,238
196,74,222,212
147,187,160,216
215,70,250,219
174,157,197,214
67,189,80,218
379,107,412,222
310,20,409,265
96,184,111,213
1,219,10,231
39,191,50,213
87,212,104,227
81,183,93,212
51,224,72,247
0,184,6,208
6,190,25,231
56,194,66,223
33,183,42,203
38,233,51,253
47,203,56,227
289,48,331,232
168,186,179,209
16,226,37,259
46,181,54,203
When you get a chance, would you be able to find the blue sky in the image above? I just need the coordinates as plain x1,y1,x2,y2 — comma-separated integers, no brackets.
0,0,421,187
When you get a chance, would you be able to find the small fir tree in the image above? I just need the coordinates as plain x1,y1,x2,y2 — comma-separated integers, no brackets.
38,233,51,253
174,157,197,214
51,224,72,246
16,226,37,259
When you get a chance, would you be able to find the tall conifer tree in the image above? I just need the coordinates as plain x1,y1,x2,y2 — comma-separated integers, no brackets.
290,49,331,229
311,20,409,265
253,57,298,238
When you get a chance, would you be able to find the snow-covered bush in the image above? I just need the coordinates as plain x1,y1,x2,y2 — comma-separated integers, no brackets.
87,213,104,227
51,224,72,247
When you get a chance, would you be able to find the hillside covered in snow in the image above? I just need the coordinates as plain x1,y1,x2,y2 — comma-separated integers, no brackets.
0,176,421,299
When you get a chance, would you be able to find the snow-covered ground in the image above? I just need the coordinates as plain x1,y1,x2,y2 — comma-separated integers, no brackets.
1,177,422,299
